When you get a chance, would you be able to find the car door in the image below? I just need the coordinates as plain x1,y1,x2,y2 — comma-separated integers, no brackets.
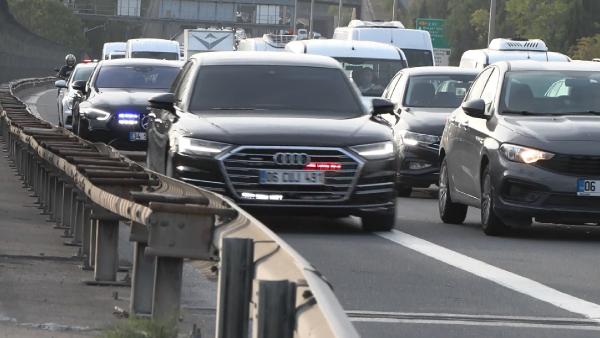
447,68,493,203
462,67,500,199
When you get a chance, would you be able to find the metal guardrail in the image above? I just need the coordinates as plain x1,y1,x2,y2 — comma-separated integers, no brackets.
1,77,360,338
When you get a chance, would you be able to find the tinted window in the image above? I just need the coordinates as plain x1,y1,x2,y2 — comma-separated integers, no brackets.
465,68,493,101
95,65,180,89
403,74,475,108
71,67,95,83
131,51,179,60
336,58,407,96
402,49,434,67
480,68,500,107
190,65,363,117
500,70,600,115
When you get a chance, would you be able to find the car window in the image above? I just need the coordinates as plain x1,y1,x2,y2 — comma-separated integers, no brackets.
95,65,180,89
189,65,364,117
382,73,402,100
465,68,493,101
545,80,569,97
480,68,500,111
338,58,406,97
170,61,194,95
403,74,476,108
70,67,95,84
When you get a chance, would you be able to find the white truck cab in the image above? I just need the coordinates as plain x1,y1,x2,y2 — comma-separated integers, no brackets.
237,34,297,52
333,20,434,67
102,42,126,60
460,38,570,70
125,38,180,60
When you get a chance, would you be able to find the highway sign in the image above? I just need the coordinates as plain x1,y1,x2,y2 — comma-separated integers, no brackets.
416,18,449,49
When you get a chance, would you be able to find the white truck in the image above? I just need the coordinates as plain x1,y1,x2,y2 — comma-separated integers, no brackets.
174,28,235,59
333,20,435,67
125,38,181,60
102,42,126,60
237,34,297,52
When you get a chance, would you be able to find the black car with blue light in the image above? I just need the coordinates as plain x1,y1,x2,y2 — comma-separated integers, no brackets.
72,58,182,149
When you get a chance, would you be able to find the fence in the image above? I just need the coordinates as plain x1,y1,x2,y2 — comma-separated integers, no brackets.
0,77,360,338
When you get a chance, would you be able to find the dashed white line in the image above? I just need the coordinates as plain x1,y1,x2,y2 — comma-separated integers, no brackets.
376,230,600,322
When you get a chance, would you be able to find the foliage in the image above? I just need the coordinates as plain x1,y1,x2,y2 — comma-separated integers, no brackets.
103,316,178,338
569,34,600,60
7,0,86,50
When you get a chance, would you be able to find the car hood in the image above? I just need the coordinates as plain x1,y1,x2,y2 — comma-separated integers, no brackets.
175,113,392,147
401,108,453,136
85,89,163,112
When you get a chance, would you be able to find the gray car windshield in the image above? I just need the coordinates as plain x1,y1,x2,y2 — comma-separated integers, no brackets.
404,74,475,108
501,71,600,115
95,65,179,89
190,65,364,117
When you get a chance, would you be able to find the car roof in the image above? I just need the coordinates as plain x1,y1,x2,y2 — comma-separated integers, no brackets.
286,40,404,60
498,60,600,72
401,66,479,76
97,58,183,67
190,51,342,69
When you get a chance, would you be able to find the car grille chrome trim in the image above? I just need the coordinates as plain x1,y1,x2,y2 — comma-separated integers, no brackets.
219,146,364,202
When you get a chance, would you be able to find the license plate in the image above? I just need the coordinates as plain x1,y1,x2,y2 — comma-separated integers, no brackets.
129,132,146,141
259,170,325,185
577,179,600,196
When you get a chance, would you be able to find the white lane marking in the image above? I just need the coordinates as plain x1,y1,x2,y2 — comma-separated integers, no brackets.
22,88,55,119
376,230,600,322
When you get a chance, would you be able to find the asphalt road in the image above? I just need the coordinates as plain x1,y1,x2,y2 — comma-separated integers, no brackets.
28,87,600,338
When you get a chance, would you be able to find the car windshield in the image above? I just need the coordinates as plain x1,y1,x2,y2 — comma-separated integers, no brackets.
189,65,364,117
337,58,407,97
95,65,179,89
404,74,475,108
131,51,179,60
71,66,95,83
501,71,600,115
402,49,434,67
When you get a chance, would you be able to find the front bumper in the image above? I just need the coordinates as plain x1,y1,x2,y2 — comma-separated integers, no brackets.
171,150,397,217
87,116,147,148
397,144,440,187
490,154,600,224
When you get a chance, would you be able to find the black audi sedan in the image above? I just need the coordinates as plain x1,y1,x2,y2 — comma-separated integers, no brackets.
72,58,182,149
382,67,477,196
439,61,600,235
146,52,398,231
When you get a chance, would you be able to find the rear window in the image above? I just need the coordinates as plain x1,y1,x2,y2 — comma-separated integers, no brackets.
72,67,95,82
402,49,434,67
189,65,364,117
404,74,476,108
95,65,180,89
131,51,179,60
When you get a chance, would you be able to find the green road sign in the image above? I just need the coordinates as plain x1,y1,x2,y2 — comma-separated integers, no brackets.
416,18,449,49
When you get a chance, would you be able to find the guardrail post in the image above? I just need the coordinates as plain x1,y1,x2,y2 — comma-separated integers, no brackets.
130,222,155,316
151,256,184,321
53,177,64,227
46,174,57,222
81,205,93,269
89,220,97,269
89,215,120,284
256,280,296,338
59,184,73,231
216,238,254,338
66,195,84,246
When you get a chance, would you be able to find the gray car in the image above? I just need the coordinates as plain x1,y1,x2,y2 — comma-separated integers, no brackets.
439,60,600,236
54,62,97,129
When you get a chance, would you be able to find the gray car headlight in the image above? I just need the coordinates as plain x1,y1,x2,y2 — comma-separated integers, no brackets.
351,141,395,160
177,137,232,157
500,144,554,164
81,108,111,121
398,130,440,146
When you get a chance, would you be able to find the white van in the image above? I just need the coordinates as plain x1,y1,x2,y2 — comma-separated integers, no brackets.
125,38,180,60
108,51,125,60
460,38,570,70
237,34,297,52
102,42,126,60
333,20,434,67
286,39,408,99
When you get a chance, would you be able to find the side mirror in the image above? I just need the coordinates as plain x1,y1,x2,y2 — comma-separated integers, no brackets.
149,93,176,112
72,80,87,92
371,98,395,115
54,80,67,88
462,99,487,119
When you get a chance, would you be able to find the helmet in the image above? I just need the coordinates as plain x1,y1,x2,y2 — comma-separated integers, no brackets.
65,54,76,67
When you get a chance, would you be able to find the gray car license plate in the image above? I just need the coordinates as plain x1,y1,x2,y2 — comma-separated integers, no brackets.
129,132,147,141
259,170,325,185
577,179,600,196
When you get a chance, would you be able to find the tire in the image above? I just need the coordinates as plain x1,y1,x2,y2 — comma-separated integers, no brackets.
396,184,413,197
438,158,468,224
361,209,396,232
481,166,509,236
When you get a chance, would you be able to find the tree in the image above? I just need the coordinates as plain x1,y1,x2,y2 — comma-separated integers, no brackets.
569,34,600,60
7,0,86,50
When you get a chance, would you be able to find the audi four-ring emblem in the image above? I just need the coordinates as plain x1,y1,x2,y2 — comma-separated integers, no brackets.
273,152,311,166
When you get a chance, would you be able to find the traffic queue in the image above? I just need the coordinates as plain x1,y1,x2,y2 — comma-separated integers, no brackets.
54,20,600,236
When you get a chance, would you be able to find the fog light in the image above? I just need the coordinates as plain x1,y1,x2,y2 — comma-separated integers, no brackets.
408,161,432,170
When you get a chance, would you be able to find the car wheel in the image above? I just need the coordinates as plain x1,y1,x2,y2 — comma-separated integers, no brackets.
481,166,508,236
396,184,412,197
361,209,396,232
438,158,468,224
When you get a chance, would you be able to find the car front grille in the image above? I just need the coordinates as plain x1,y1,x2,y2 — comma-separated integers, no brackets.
536,154,600,176
221,147,362,202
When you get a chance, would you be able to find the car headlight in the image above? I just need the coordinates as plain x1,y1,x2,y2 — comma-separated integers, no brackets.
351,141,395,160
177,137,232,157
398,130,440,146
81,108,111,121
500,144,554,164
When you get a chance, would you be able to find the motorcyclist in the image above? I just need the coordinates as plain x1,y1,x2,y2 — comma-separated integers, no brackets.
57,54,77,79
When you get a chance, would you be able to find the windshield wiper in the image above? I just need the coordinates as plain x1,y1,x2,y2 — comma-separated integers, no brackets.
560,111,600,116
208,107,265,111
501,110,539,116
